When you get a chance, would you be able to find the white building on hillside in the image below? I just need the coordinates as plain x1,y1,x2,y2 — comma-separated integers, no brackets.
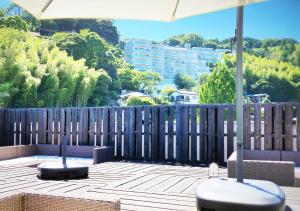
124,39,228,86
169,90,199,104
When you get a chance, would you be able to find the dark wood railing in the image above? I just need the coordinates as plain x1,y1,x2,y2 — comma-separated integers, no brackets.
0,103,299,164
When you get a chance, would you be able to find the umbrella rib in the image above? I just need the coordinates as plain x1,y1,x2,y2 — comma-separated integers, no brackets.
41,0,54,13
171,0,180,20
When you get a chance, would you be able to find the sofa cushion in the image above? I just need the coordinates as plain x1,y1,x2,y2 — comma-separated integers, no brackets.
17,145,36,157
0,146,18,161
281,151,300,165
93,146,115,164
243,150,281,161
36,144,60,156
67,145,94,158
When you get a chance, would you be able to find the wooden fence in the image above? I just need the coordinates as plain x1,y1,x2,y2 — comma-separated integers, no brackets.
0,103,299,164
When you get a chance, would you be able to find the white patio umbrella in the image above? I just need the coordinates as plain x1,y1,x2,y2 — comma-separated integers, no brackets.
13,0,264,183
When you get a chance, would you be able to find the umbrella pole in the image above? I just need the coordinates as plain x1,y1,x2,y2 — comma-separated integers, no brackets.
236,6,244,183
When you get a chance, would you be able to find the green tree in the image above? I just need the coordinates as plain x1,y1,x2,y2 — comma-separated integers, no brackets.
199,64,236,104
126,96,156,106
182,33,204,47
136,71,162,94
198,73,210,86
118,68,162,94
0,28,100,108
0,16,28,31
163,34,184,46
174,73,196,90
223,53,300,102
0,9,5,18
75,19,119,45
87,70,112,106
118,67,140,91
51,30,122,104
39,18,119,44
291,44,300,67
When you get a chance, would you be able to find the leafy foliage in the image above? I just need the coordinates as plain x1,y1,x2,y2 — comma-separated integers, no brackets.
163,33,203,47
0,16,28,31
0,28,100,108
174,73,196,90
224,53,300,102
118,67,162,95
199,64,236,103
126,96,156,106
51,30,123,104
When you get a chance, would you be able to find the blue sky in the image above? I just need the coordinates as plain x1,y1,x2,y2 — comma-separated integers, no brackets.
1,0,300,42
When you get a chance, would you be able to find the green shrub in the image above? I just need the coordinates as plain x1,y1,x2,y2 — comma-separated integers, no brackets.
126,96,156,106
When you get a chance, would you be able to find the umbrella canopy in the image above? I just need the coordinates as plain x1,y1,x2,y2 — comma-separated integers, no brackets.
12,0,262,21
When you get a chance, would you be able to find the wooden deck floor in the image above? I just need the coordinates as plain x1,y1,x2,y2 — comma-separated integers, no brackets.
0,161,299,211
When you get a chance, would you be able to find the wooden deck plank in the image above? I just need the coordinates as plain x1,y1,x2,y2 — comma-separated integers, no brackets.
0,161,299,211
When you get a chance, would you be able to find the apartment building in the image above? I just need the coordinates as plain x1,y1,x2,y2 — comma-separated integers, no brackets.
124,39,228,86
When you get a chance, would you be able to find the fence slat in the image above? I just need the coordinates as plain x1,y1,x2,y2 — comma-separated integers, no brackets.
151,107,158,161
38,109,47,144
190,106,197,162
243,105,251,149
208,107,216,162
297,104,300,151
60,109,65,146
2,110,8,146
0,110,4,146
129,107,135,159
264,104,272,150
82,109,89,146
96,108,102,146
109,108,115,147
20,110,26,145
217,105,224,164
227,106,234,158
65,108,71,145
47,109,53,145
71,108,77,146
102,108,109,146
254,104,261,150
6,110,14,146
144,107,150,161
25,109,31,145
15,110,20,145
199,106,206,162
31,110,37,145
136,107,143,160
159,106,166,161
284,104,293,150
89,108,95,146
77,109,83,145
182,106,189,163
53,109,59,145
88,108,95,146
124,108,130,159
274,104,283,150
176,106,182,162
167,107,174,162
116,108,122,157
